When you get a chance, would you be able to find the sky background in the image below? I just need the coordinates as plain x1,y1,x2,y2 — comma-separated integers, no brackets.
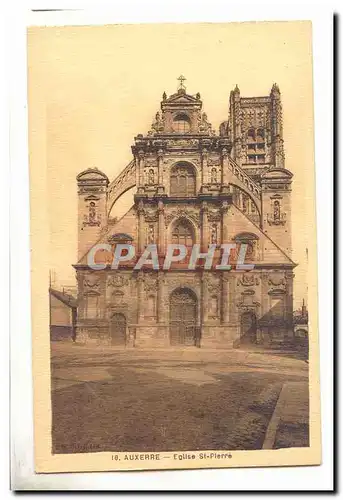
27,21,315,308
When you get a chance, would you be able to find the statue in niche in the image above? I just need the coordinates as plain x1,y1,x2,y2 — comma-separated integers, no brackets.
83,201,101,227
211,224,218,244
148,168,155,185
274,200,281,221
210,167,218,184
89,202,96,222
147,224,154,244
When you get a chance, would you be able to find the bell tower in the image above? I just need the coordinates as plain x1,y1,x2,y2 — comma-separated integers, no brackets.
227,83,285,171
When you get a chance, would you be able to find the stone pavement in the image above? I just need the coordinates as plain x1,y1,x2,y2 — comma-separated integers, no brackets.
263,381,309,449
51,342,308,391
51,342,309,451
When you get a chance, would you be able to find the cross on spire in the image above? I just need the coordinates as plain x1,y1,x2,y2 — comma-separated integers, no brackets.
177,74,186,91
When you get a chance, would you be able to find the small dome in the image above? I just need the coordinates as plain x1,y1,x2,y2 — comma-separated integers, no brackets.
76,167,109,183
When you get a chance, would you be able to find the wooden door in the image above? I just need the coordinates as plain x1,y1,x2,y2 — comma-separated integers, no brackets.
170,289,197,346
110,313,126,346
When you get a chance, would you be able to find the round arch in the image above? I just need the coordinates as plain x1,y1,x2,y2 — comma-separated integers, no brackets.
169,161,199,197
108,185,135,219
168,216,198,246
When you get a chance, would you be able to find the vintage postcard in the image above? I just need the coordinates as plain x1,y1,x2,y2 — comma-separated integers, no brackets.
27,20,321,473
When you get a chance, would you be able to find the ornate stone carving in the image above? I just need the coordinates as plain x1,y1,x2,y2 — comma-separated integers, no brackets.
202,274,221,293
207,209,221,222
267,199,286,225
144,206,158,222
268,276,286,287
144,158,157,167
165,208,200,227
210,223,218,244
166,138,199,148
151,112,165,133
83,201,102,227
198,112,214,134
265,183,289,190
207,157,220,166
143,273,158,292
84,275,100,294
107,275,128,288
237,274,260,286
146,224,155,244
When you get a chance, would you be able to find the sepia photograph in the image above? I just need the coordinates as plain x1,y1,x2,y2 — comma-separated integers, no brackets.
27,19,321,473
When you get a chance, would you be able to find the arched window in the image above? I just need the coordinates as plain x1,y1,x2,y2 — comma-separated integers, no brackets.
172,219,194,248
233,232,259,261
170,163,196,197
173,113,191,133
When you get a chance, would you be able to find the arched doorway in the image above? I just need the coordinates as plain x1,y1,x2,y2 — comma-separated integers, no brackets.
240,311,257,344
110,313,126,346
170,288,197,346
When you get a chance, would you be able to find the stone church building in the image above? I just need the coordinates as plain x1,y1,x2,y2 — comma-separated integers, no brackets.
74,79,296,348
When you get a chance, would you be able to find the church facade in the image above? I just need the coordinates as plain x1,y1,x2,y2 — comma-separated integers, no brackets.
74,79,296,348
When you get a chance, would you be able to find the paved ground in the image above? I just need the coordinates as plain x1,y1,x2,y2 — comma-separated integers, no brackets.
50,342,309,454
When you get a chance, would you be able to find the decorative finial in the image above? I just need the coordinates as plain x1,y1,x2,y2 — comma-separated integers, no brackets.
162,91,167,101
271,83,280,94
177,74,187,92
234,84,240,93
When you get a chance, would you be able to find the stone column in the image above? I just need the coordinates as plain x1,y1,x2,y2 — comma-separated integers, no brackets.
201,148,208,187
157,272,166,322
228,273,239,344
222,273,230,323
248,197,252,214
221,200,230,245
201,201,209,252
158,200,165,255
260,271,270,344
201,273,209,324
135,155,140,187
285,271,294,337
138,150,145,187
137,272,145,322
157,149,164,186
238,191,243,210
221,147,230,186
157,272,168,345
137,201,145,254
261,272,270,318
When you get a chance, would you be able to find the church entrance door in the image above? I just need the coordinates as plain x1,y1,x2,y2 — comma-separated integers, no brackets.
240,311,257,343
170,288,197,346
110,313,126,346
